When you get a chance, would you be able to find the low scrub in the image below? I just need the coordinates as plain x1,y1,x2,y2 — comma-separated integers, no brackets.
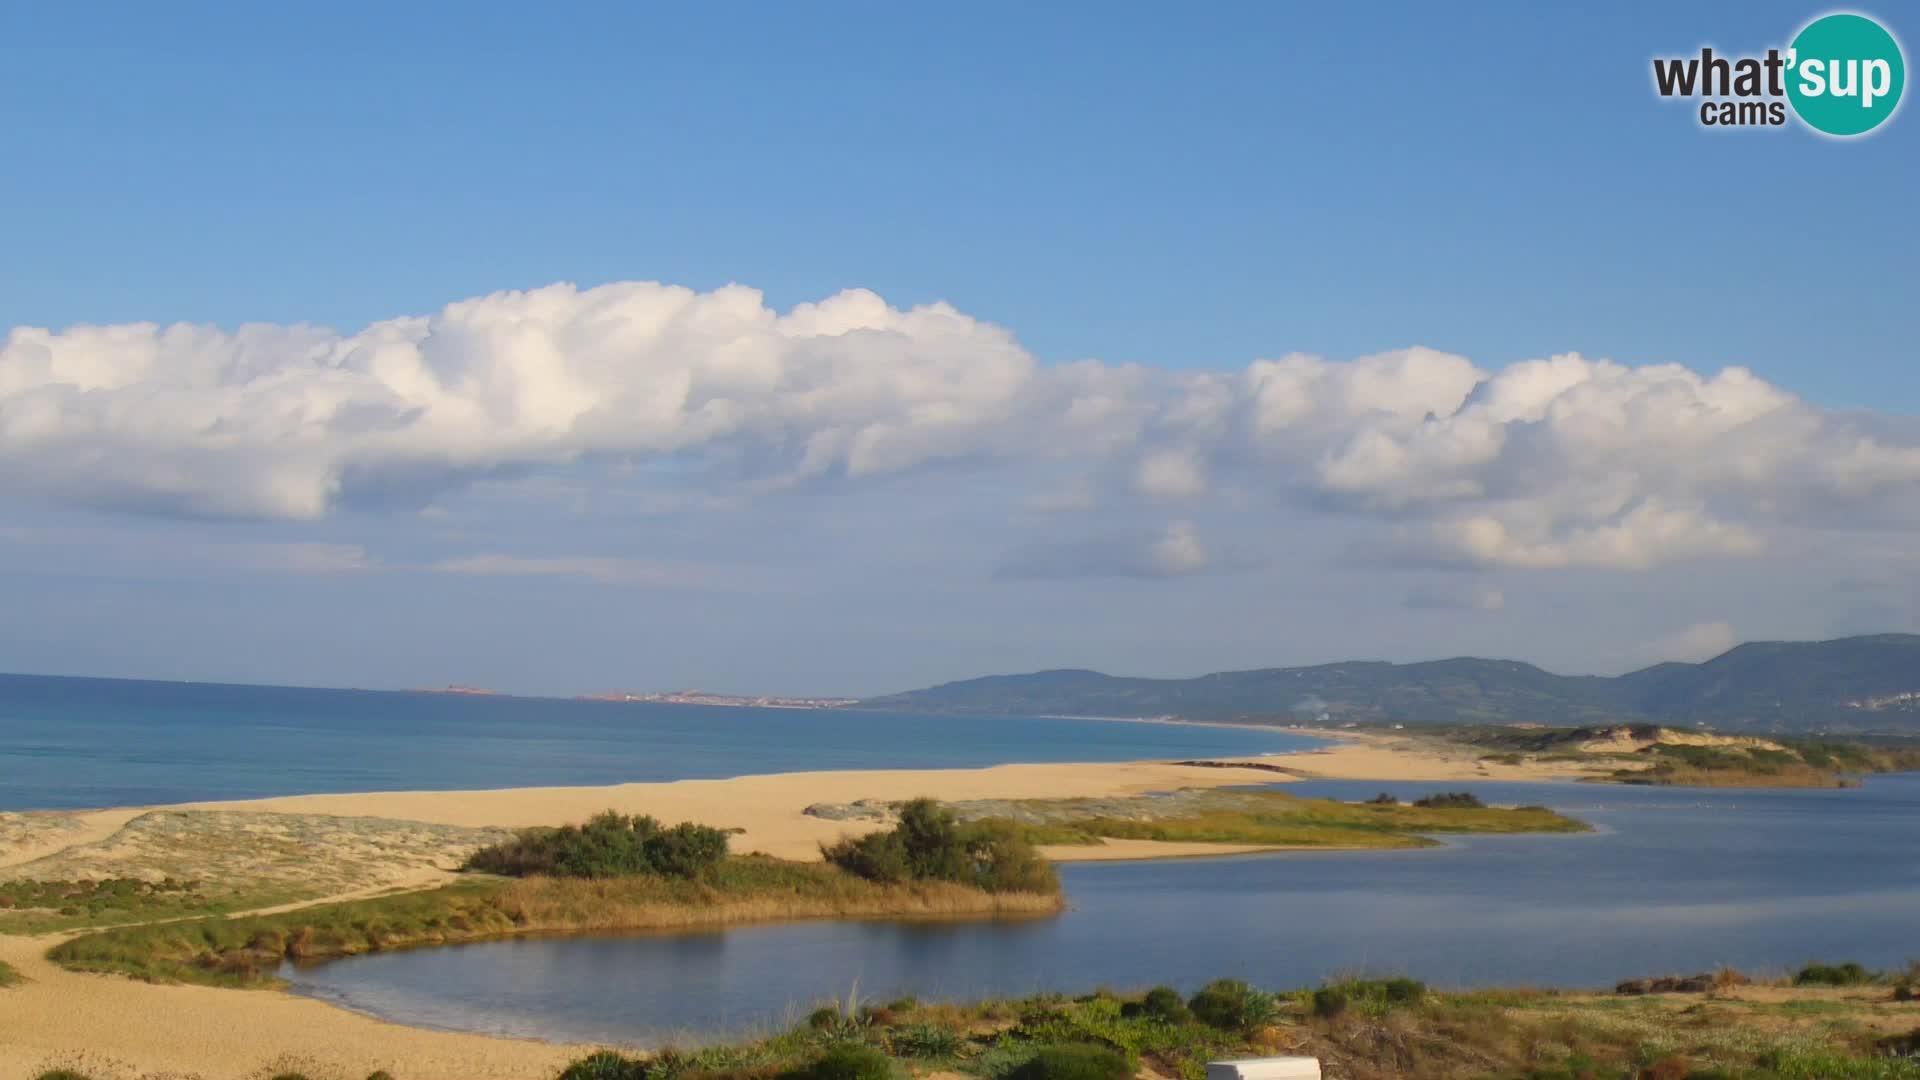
1008,1044,1131,1080
463,811,730,879
1311,976,1425,1017
1187,978,1279,1031
1411,792,1485,809
804,1043,898,1080
1793,961,1874,986
823,799,1059,894
36,974,1920,1080
1119,985,1190,1024
889,1022,965,1059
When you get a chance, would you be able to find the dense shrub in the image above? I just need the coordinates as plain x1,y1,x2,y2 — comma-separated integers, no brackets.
1187,978,1279,1031
1312,977,1426,1017
1008,1044,1131,1080
1412,792,1485,809
1119,984,1191,1024
1794,961,1872,986
822,799,1059,894
559,1051,650,1080
1366,793,1400,805
464,811,729,880
801,1043,897,1080
889,1022,964,1058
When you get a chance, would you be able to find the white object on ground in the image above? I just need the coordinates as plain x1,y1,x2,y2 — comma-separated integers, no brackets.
1206,1058,1322,1080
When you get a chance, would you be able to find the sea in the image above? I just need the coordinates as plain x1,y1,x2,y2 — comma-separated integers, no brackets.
0,672,1314,811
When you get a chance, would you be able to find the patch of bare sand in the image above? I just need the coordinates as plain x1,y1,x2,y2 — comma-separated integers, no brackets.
0,930,578,1080
0,809,146,870
158,733,1595,861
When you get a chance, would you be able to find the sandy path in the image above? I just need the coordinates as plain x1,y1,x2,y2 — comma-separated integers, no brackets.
0,734,1595,1079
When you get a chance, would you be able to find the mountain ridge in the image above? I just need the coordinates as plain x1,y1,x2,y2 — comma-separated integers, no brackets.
857,633,1920,735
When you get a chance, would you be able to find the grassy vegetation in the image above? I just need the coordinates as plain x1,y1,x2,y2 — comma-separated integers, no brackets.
23,972,1920,1080
1615,743,1863,789
1442,724,1920,789
0,874,306,934
0,957,21,987
993,789,1586,850
465,812,732,879
823,798,1058,894
0,809,512,934
49,853,1060,987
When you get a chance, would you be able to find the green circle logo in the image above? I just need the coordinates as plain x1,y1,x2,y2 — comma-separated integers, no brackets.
1787,13,1905,136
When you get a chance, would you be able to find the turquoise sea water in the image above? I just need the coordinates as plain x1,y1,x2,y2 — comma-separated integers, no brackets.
0,672,1317,810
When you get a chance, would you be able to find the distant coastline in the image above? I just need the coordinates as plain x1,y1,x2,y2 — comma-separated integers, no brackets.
577,689,861,709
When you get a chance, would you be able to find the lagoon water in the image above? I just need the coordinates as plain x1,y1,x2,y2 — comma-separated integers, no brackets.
0,673,1315,811
286,776,1920,1045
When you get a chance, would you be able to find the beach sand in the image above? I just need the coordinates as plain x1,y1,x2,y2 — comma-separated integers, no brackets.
0,730,1599,1080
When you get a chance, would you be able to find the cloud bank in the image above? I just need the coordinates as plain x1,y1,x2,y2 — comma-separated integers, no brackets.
6,280,1920,571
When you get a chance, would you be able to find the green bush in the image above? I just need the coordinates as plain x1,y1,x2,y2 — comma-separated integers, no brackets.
1187,978,1279,1031
34,1072,96,1080
1412,792,1485,809
1119,985,1190,1024
968,1045,1041,1080
802,1043,897,1080
1794,962,1872,986
558,1049,650,1080
366,1073,396,1080
890,1022,965,1058
809,1006,845,1029
1008,1044,1132,1080
1312,977,1426,1018
464,811,729,880
822,799,1058,894
1366,793,1400,805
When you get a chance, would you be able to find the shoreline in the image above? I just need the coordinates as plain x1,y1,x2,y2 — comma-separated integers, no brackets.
0,734,1610,1080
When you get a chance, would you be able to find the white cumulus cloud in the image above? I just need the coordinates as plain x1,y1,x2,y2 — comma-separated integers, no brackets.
7,281,1920,575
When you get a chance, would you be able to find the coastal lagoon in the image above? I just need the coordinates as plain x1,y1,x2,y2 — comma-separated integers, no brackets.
286,775,1920,1045
0,674,1315,810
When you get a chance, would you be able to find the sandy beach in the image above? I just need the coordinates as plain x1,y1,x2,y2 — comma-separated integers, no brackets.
0,731,1600,1080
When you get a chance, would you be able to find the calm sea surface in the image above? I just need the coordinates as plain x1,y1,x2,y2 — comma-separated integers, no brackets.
287,775,1920,1045
0,673,1316,811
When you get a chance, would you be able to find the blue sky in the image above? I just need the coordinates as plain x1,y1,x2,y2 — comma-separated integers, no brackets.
1,2,1916,694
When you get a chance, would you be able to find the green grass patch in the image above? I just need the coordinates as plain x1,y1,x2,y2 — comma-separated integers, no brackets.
992,789,1585,850
0,958,21,987
48,856,1060,988
0,875,307,934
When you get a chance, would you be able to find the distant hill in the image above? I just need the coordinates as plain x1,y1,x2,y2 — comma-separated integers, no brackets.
858,634,1920,735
